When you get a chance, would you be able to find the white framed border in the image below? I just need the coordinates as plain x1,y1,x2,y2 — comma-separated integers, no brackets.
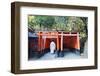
20,6,95,70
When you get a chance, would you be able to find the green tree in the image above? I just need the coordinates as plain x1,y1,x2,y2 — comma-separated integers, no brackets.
54,16,67,31
28,15,36,29
34,15,55,30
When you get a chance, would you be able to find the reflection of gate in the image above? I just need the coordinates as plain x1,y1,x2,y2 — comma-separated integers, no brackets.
37,31,80,52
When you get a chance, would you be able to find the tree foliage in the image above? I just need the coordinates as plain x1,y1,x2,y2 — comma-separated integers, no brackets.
28,15,88,38
28,15,55,31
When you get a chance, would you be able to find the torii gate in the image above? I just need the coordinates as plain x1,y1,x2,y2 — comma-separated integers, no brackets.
37,31,80,52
